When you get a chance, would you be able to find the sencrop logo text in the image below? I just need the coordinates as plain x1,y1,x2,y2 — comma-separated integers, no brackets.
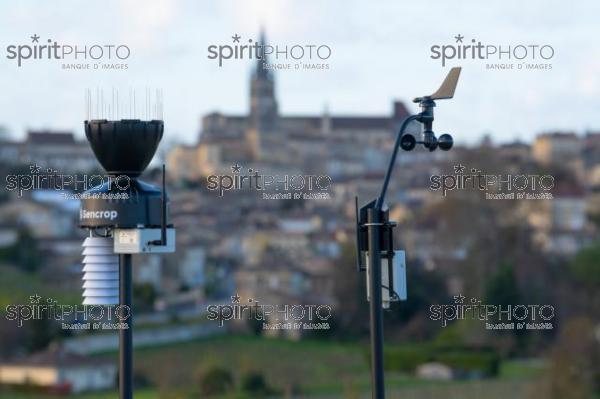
5,34,131,70
430,34,554,70
207,34,331,71
80,209,118,221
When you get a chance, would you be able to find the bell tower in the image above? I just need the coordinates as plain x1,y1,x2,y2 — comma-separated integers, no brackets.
247,29,280,160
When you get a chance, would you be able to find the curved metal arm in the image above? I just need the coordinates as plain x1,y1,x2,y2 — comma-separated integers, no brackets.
375,114,419,210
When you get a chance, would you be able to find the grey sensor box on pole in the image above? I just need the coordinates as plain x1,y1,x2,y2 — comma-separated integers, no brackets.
114,228,176,254
366,250,407,309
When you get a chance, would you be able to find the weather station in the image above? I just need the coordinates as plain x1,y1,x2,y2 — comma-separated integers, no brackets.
79,89,175,399
355,67,462,399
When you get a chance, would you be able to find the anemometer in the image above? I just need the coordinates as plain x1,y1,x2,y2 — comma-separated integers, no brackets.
355,67,462,399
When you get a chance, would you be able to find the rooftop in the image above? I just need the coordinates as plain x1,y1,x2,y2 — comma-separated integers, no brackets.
27,131,77,145
3,344,112,368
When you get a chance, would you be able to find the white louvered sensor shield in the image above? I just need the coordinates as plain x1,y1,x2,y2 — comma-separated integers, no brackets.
82,236,119,305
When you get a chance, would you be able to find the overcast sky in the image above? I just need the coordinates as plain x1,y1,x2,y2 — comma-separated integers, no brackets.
0,0,599,145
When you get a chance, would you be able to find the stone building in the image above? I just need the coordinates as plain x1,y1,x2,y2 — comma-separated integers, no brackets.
169,31,413,180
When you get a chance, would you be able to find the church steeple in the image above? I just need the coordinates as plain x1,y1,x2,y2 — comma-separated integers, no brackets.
254,29,272,81
249,28,278,132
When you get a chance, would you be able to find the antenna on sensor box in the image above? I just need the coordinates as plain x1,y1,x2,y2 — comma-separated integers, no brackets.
150,164,168,247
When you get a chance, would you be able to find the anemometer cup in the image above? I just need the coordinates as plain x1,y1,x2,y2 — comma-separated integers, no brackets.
400,134,417,151
437,134,453,151
85,119,164,177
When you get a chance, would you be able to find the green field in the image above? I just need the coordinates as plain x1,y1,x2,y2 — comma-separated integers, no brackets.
0,335,543,399
0,265,81,310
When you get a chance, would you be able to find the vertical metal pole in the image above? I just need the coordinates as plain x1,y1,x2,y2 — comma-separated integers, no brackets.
119,254,133,399
367,208,385,399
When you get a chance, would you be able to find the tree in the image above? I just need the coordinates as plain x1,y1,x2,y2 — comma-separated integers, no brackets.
331,242,369,338
133,283,157,310
563,243,600,319
0,228,42,272
198,367,234,396
26,318,60,352
532,318,600,399
241,371,272,396
484,262,520,308
569,244,600,290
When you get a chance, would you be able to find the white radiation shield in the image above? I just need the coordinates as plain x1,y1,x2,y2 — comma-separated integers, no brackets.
82,236,119,305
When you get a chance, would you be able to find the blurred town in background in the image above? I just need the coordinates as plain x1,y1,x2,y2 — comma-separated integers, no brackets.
0,39,599,399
